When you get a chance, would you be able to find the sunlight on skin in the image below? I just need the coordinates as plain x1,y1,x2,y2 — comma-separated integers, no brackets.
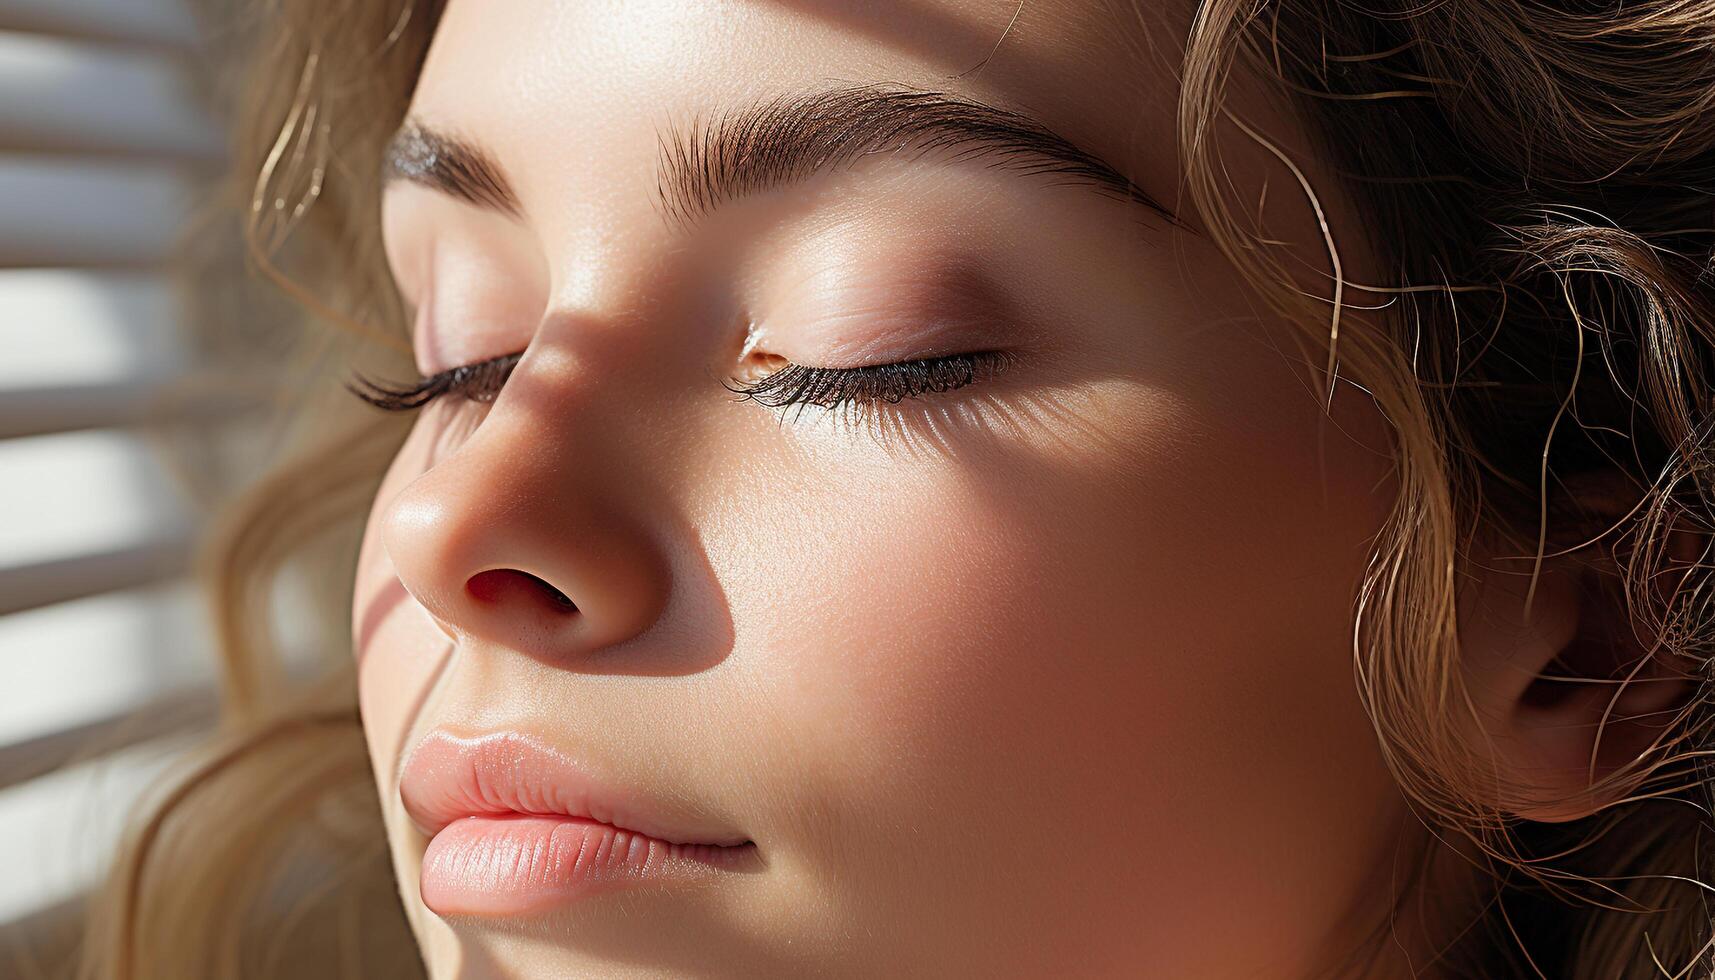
350,0,1420,975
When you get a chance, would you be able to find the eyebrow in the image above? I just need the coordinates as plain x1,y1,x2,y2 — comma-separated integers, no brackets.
382,122,522,216
382,83,1178,230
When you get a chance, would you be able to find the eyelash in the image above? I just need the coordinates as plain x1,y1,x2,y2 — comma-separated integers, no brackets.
347,352,523,411
347,348,1019,417
720,349,1019,421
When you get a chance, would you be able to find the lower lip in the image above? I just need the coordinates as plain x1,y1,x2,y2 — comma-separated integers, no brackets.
419,813,754,916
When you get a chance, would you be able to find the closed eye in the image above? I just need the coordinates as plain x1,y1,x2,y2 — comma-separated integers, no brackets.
346,347,1020,418
721,349,1019,424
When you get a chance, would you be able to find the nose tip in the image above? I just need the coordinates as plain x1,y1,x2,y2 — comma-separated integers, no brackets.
377,444,671,664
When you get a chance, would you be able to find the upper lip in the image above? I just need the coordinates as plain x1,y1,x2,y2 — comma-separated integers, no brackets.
399,728,749,848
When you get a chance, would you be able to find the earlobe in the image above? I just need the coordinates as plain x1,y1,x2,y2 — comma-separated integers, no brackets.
1456,527,1701,824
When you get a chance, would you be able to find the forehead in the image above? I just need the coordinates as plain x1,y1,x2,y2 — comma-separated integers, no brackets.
407,0,1188,233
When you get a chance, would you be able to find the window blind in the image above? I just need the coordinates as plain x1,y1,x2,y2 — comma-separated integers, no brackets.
0,0,231,944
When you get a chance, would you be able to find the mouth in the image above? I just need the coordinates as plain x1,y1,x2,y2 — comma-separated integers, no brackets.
398,728,758,916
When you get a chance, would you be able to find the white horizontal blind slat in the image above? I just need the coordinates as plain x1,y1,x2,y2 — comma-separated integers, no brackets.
0,378,267,440
0,582,212,746
0,734,205,924
0,31,221,160
0,537,192,618
0,272,262,439
0,159,190,267
0,691,214,797
0,428,193,572
0,270,186,387
0,0,197,50
0,0,237,936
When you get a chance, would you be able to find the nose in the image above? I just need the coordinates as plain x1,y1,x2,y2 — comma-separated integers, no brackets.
379,351,673,662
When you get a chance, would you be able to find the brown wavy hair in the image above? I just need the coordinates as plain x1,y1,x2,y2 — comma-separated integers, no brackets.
67,0,1715,976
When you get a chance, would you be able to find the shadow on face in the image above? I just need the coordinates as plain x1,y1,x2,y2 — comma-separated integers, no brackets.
349,1,1416,976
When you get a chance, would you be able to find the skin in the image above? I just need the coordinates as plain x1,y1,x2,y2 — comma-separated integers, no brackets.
351,0,1426,975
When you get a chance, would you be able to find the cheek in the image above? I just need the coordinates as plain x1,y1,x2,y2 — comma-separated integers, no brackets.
735,334,1403,959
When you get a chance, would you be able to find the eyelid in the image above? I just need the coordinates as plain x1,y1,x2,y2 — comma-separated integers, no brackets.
785,315,995,369
386,215,551,376
764,260,1034,366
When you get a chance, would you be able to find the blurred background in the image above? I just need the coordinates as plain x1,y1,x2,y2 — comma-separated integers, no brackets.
0,1,336,973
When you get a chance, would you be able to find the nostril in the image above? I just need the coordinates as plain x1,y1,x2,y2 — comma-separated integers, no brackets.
466,568,579,614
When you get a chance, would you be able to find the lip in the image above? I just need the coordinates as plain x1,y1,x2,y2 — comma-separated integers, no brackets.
399,728,757,916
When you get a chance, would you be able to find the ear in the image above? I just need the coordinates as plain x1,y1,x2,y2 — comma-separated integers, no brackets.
1456,499,1705,824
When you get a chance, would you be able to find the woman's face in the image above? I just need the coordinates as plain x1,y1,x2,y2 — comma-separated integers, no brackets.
354,0,1410,975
